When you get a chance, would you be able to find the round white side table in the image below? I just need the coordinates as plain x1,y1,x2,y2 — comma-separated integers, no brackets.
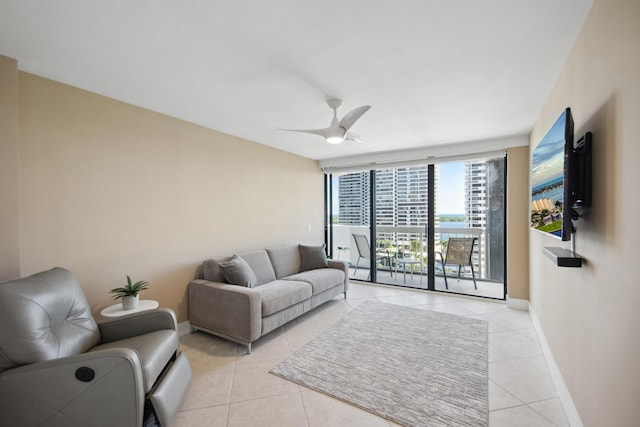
100,300,159,318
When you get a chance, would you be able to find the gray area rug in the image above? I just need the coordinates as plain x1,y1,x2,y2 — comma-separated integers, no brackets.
270,301,488,427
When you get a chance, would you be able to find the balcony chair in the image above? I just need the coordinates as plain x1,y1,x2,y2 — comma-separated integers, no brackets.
352,233,393,280
435,237,478,290
0,267,192,427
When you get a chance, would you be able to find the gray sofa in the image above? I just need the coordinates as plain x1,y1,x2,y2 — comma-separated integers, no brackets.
188,244,349,353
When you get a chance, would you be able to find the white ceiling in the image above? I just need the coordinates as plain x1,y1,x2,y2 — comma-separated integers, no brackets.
0,0,593,161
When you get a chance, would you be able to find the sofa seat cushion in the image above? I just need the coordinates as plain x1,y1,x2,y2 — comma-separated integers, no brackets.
283,269,345,294
90,329,178,393
253,280,312,317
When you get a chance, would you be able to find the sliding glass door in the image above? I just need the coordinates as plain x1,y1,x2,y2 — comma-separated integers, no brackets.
326,155,506,300
433,159,506,298
326,172,377,281
374,166,428,288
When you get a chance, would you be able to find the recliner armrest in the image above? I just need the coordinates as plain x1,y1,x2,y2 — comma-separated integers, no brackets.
0,348,145,427
98,308,177,343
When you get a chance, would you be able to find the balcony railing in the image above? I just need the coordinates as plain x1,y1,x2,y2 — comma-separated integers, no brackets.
331,224,488,280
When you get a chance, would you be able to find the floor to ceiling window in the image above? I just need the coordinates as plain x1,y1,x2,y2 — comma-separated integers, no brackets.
326,155,506,300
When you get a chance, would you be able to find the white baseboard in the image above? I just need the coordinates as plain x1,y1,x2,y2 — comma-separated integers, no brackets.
506,297,529,310
529,304,583,427
178,320,191,337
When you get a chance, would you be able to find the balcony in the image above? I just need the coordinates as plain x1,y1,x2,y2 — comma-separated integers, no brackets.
331,225,505,300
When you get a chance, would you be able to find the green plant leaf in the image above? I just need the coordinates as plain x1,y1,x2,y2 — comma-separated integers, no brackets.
109,276,150,299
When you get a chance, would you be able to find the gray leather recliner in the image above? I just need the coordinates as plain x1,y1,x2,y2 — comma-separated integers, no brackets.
0,267,192,426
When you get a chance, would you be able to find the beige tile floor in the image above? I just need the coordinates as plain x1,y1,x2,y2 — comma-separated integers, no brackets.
172,282,568,427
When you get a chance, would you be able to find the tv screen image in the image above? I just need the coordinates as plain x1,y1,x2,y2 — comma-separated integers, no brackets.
530,108,574,240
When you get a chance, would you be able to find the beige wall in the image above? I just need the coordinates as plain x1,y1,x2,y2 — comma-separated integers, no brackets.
2,60,535,323
9,71,324,322
506,146,529,301
529,0,640,424
0,56,21,281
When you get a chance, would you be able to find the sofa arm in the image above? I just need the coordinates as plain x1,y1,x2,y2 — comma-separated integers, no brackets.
188,280,262,344
98,308,178,343
0,348,145,427
328,260,350,292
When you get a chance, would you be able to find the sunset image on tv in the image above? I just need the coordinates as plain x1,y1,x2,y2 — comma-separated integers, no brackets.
531,110,566,237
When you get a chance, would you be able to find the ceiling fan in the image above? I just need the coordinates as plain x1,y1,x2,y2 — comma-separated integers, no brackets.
280,99,371,144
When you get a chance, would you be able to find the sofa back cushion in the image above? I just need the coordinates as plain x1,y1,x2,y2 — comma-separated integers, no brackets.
266,246,301,279
237,250,276,286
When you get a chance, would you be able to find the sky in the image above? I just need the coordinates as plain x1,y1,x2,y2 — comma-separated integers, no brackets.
531,110,567,187
437,163,464,214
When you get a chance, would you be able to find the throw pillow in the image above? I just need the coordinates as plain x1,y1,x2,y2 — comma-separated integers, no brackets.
218,255,258,288
299,244,329,272
201,257,230,282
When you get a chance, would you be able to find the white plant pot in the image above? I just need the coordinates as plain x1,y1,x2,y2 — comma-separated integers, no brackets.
122,295,139,310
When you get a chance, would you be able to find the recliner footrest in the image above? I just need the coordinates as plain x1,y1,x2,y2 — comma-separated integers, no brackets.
150,351,192,426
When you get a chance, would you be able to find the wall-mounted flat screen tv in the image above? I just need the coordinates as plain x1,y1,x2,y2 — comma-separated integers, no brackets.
530,108,574,241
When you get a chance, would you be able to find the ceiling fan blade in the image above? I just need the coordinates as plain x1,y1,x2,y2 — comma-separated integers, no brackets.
345,132,363,143
338,105,371,132
279,100,370,144
278,128,331,138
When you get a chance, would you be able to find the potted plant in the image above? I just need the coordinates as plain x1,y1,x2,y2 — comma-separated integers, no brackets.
110,276,150,310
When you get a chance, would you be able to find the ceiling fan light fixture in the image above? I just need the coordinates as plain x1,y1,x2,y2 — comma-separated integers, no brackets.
278,99,370,145
325,127,345,144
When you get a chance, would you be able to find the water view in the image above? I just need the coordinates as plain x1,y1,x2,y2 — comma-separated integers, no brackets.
530,110,566,234
438,214,466,241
